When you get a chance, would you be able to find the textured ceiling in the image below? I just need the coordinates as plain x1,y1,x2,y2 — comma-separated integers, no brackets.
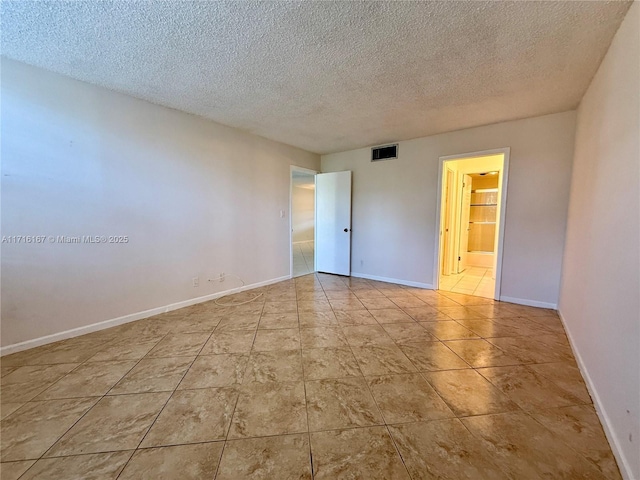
1,1,632,154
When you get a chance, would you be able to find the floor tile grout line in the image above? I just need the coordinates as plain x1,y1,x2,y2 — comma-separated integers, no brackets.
3,275,590,478
3,334,174,406
211,390,243,480
206,287,271,478
520,406,610,474
449,346,600,476
2,333,147,408
295,278,316,480
415,368,509,421
114,326,216,479
366,288,472,433
382,285,509,420
2,362,85,408
209,441,228,480
8,403,599,458
349,328,415,479
324,276,417,478
452,412,514,478
439,266,495,299
222,290,267,420
339,275,426,479
473,362,586,409
382,423,415,480
17,329,176,469
109,304,261,475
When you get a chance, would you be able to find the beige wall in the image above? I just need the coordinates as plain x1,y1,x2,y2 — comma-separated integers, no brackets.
559,4,639,479
1,59,320,350
322,111,576,307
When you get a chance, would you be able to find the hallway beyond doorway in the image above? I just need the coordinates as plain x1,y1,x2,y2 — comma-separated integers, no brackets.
293,240,315,277
439,267,494,299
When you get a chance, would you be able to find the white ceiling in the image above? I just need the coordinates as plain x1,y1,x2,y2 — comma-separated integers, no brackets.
1,1,631,154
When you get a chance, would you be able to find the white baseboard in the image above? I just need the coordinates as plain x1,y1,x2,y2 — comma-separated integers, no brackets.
557,310,633,480
350,272,433,290
0,275,290,357
498,295,557,310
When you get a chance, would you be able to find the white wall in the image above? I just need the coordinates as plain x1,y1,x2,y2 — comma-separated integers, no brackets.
559,4,639,479
292,179,315,242
322,111,576,307
1,59,319,349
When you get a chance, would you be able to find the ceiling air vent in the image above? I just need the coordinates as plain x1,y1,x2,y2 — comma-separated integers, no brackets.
371,144,398,162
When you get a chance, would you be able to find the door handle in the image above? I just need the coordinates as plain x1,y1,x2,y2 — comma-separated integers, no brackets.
343,228,349,232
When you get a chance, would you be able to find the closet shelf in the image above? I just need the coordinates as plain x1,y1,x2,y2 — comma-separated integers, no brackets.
470,203,498,207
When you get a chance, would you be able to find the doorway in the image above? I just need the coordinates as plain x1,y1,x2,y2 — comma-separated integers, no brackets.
290,168,353,279
434,149,509,300
290,167,317,277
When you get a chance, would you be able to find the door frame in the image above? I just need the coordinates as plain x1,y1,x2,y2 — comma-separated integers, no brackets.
433,147,510,300
290,166,318,278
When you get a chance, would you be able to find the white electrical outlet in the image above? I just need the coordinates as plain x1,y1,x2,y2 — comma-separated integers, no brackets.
219,272,225,282
192,277,199,287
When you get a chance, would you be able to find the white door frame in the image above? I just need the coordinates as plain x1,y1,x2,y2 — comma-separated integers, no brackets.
290,165,318,278
433,148,510,300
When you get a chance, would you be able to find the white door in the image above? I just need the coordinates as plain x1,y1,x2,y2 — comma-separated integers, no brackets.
457,174,472,273
315,171,352,276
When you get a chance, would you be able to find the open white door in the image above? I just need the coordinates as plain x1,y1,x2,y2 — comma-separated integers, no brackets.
457,174,472,273
316,171,352,276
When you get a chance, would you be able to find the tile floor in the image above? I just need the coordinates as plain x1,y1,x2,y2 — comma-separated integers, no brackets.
293,240,315,277
0,274,620,479
439,266,495,298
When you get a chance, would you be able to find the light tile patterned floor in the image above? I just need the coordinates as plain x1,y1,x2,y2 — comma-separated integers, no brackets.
293,241,315,277
439,266,495,298
0,274,620,479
